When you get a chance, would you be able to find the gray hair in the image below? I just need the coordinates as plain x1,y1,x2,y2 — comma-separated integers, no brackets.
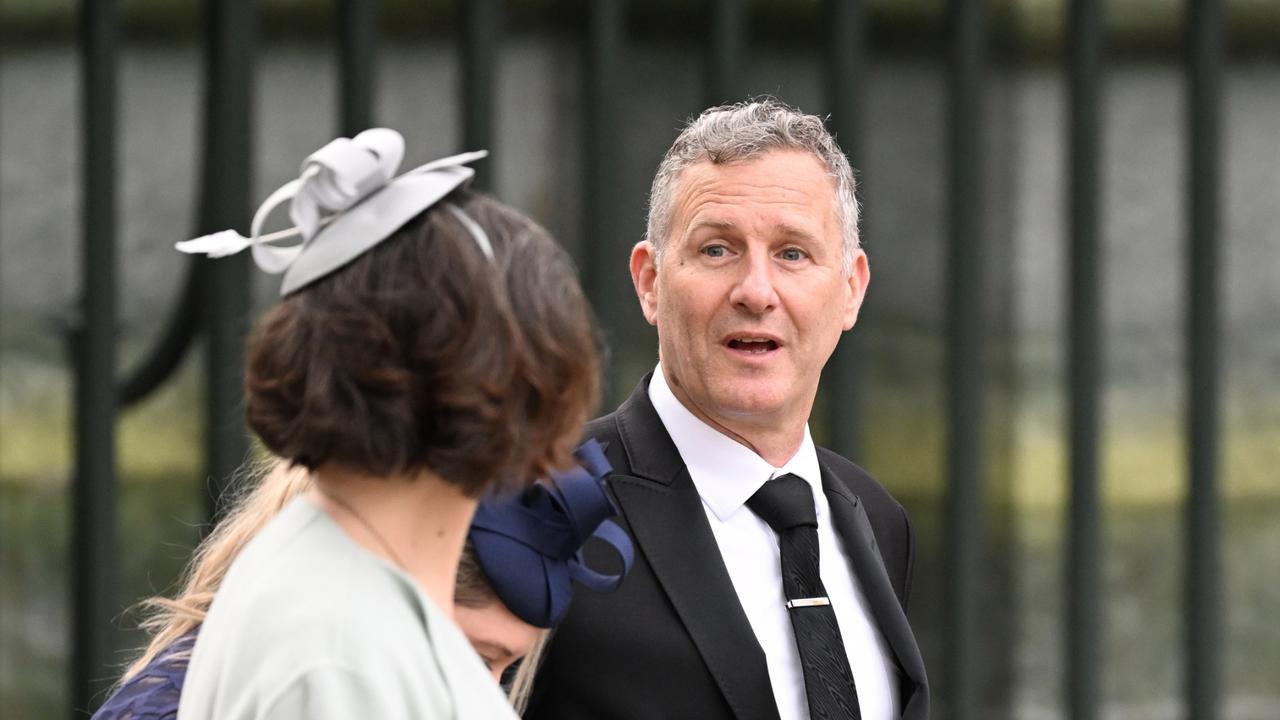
645,99,860,274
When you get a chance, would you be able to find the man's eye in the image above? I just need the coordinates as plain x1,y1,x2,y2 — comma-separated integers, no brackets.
703,245,727,258
779,248,806,261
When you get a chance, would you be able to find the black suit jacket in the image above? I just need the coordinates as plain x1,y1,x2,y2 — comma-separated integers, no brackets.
526,377,930,719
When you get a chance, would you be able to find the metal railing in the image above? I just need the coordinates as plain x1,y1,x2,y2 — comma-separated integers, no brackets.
1185,1,1224,717
1066,1,1104,719
72,1,118,710
66,0,1225,717
943,0,987,716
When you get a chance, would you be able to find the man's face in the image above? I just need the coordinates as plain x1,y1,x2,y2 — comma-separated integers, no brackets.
631,150,869,438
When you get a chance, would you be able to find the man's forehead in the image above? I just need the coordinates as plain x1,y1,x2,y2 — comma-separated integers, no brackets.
668,152,839,236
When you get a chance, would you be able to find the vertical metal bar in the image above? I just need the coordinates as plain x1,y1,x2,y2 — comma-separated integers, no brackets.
1186,1,1223,718
199,0,254,522
72,0,119,713
1066,1,1103,718
337,0,377,136
583,0,625,399
461,0,499,190
944,0,985,718
823,0,867,459
706,0,746,106
117,262,204,407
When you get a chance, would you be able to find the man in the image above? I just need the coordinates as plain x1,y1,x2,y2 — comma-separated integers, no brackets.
526,100,929,720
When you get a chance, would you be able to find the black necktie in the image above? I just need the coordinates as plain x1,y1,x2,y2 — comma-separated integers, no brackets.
748,473,862,720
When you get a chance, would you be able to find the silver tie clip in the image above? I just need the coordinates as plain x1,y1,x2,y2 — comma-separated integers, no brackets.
785,597,832,609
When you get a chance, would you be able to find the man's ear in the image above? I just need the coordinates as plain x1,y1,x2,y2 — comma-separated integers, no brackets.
842,249,870,331
630,240,659,326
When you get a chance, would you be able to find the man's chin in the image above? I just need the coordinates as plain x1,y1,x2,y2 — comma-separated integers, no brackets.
706,385,790,423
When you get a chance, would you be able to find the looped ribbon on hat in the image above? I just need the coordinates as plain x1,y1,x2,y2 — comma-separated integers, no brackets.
175,128,488,279
468,439,635,628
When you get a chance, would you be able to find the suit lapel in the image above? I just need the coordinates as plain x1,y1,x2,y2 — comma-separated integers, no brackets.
822,470,929,717
608,380,780,720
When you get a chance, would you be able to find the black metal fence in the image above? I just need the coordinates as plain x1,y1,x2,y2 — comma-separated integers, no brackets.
65,0,1226,718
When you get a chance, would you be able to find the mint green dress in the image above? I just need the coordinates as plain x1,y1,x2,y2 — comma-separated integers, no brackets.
177,497,517,720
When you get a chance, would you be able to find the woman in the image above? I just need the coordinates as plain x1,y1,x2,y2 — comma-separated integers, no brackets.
158,129,600,719
94,439,630,719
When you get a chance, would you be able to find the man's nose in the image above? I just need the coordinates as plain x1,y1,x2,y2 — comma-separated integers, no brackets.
728,253,780,314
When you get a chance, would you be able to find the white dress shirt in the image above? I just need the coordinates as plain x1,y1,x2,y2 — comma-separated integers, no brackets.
649,366,899,720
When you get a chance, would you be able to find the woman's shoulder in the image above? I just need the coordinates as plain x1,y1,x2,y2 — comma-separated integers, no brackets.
182,499,516,719
182,569,511,720
203,499,432,648
183,500,466,697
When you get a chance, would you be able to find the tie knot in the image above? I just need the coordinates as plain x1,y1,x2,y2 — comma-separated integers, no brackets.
747,474,817,532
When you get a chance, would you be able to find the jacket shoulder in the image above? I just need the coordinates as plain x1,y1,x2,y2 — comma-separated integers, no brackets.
816,447,904,514
583,409,622,445
816,446,916,608
582,409,629,471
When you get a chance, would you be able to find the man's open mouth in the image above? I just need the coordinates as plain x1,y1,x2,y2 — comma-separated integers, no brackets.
726,337,780,354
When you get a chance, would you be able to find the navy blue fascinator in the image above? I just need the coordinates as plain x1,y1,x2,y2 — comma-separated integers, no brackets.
468,439,634,628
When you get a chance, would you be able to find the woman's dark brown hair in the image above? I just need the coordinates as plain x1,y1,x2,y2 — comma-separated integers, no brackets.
244,190,599,496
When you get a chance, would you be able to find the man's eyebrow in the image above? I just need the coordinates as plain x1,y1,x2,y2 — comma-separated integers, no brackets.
774,223,819,241
686,219,737,235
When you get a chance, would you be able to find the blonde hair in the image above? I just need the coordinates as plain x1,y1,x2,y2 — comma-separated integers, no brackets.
453,540,552,711
121,462,550,708
508,631,551,714
121,459,313,681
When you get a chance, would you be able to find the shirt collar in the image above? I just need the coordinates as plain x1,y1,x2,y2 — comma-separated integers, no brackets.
648,364,823,522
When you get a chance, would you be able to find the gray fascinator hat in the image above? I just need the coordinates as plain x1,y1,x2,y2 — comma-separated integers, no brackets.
176,128,490,295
